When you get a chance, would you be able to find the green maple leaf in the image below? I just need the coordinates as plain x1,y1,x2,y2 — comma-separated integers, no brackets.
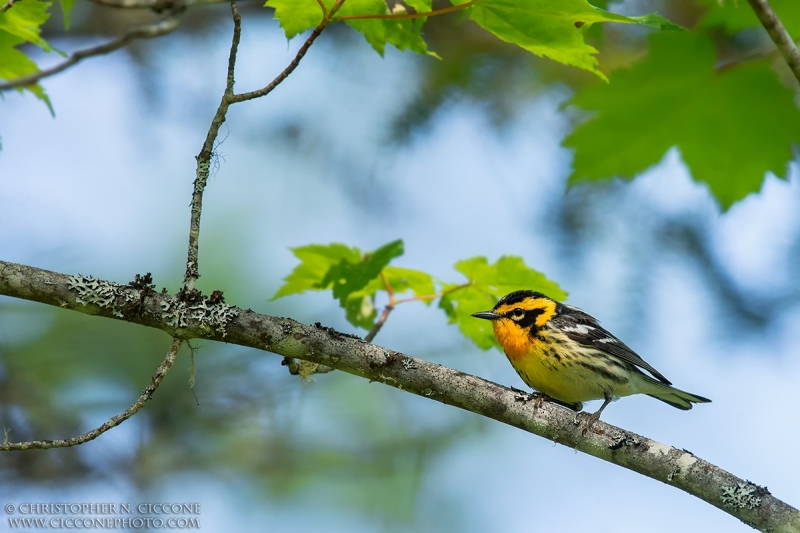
440,256,566,349
265,0,436,56
0,0,52,50
0,0,55,111
271,243,361,299
344,291,378,329
382,266,436,303
465,0,681,80
321,239,403,304
264,0,330,39
564,31,800,210
273,240,409,330
59,0,75,28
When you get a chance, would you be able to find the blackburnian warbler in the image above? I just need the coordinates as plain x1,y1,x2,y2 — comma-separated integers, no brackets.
472,290,711,422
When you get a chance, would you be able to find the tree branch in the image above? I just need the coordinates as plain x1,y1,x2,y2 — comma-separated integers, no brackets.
0,11,185,91
184,0,340,290
1,260,798,532
227,0,343,104
746,0,800,85
0,337,182,451
1,0,20,12
183,0,242,290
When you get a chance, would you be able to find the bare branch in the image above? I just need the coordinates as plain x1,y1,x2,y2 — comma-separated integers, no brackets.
184,0,341,290
0,337,182,451
2,260,799,532
228,21,327,103
0,11,185,91
184,0,242,291
746,0,800,85
1,0,21,12
364,304,393,343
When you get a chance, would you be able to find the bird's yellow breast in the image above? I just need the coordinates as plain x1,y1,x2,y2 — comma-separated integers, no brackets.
492,320,613,405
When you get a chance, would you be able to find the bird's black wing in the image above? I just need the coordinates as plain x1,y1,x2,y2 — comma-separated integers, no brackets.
551,304,672,385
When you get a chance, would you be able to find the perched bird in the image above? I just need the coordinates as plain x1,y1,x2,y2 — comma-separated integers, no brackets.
472,290,710,423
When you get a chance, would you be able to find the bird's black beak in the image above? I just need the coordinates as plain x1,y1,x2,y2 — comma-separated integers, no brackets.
471,311,501,320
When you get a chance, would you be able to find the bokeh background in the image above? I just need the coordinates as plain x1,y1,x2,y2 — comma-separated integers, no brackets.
2,1,800,531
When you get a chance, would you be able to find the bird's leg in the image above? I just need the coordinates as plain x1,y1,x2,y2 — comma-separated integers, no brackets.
574,394,613,435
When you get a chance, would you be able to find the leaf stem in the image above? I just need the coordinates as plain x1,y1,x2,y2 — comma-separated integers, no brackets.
315,0,328,18
393,282,472,305
746,0,800,85
335,1,471,21
380,272,396,301
364,303,393,343
364,280,472,342
364,272,396,342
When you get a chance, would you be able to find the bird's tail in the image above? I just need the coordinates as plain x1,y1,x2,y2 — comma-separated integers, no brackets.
639,375,712,410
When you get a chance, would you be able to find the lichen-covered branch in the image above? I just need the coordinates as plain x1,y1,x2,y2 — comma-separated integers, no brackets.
746,0,800,85
0,337,182,451
1,260,798,532
183,0,336,290
0,11,185,91
184,0,242,291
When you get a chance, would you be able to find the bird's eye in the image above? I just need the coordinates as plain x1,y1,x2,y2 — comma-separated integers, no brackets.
511,308,525,319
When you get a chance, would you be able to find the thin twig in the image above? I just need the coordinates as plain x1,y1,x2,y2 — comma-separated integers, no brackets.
746,0,800,85
314,0,327,18
335,1,471,21
364,303,393,343
184,0,343,291
1,0,20,12
365,280,473,342
364,272,395,342
225,0,242,94
184,0,242,290
0,11,184,91
0,338,182,451
228,0,345,103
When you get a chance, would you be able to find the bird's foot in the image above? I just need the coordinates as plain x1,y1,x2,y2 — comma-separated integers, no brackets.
573,396,612,436
572,410,602,436
511,387,548,410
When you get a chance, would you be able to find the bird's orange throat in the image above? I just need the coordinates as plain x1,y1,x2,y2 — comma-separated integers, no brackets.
492,319,537,362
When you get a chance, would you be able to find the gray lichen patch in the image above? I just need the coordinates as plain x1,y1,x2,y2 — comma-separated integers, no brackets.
721,482,762,510
608,431,641,450
160,296,239,337
68,275,138,318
